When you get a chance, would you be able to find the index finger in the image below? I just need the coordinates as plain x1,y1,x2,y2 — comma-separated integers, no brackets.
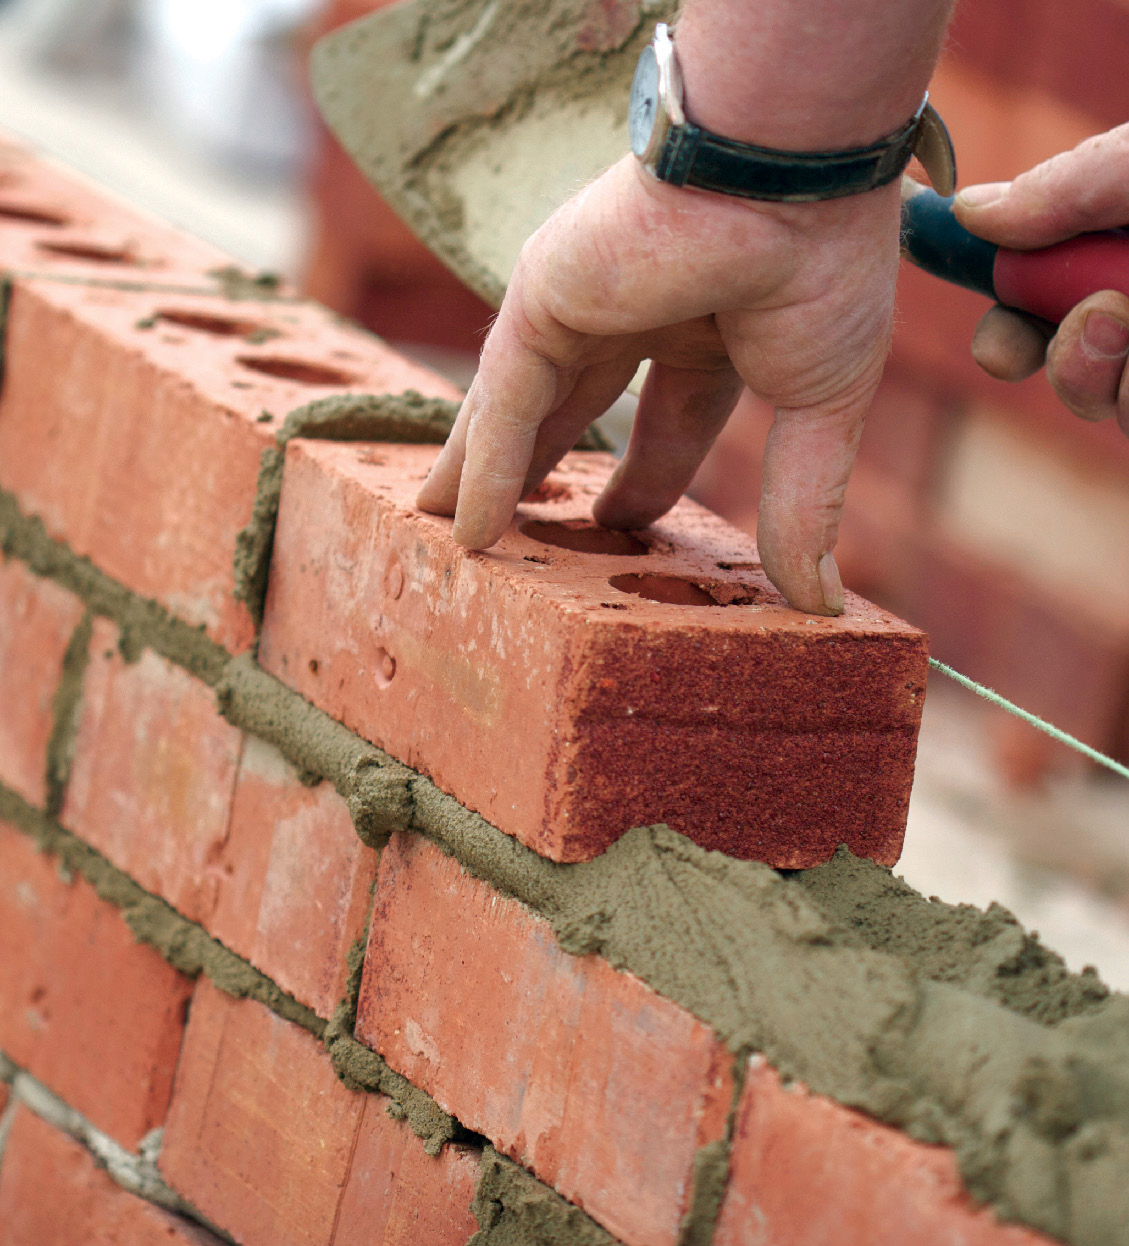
416,287,566,548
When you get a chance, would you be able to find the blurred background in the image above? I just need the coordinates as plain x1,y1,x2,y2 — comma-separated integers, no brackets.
0,0,1126,983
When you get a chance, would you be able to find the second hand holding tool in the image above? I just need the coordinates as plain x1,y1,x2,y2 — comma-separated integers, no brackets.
900,179,1129,325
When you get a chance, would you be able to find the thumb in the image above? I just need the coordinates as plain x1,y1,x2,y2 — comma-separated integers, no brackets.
954,124,1129,250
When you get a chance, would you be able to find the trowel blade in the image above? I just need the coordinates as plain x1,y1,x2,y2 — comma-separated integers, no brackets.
311,0,675,311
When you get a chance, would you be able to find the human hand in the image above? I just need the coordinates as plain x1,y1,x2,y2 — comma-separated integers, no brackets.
955,124,1129,437
417,154,905,615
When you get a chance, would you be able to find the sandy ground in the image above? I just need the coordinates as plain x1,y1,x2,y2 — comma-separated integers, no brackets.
2,8,1127,990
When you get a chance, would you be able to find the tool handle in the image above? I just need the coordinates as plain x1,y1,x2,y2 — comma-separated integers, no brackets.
900,186,1129,325
994,232,1129,323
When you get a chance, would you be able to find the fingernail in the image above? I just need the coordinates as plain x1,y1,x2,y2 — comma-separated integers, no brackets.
956,182,1009,208
1083,311,1129,359
818,553,844,616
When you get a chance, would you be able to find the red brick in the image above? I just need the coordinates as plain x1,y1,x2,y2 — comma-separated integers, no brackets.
0,148,236,288
160,980,365,1246
355,833,733,1246
713,1059,1056,1246
0,280,459,651
61,618,243,927
0,554,85,806
208,736,378,1019
261,441,928,867
0,1105,223,1245
333,1095,480,1246
0,821,192,1149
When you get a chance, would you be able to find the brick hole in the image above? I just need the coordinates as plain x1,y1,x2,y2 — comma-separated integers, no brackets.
609,573,721,606
374,646,396,688
717,560,761,571
156,309,265,338
522,479,573,503
235,355,357,386
521,520,648,556
0,202,69,226
36,239,136,264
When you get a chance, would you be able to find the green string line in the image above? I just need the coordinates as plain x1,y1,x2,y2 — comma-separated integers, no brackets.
928,657,1129,781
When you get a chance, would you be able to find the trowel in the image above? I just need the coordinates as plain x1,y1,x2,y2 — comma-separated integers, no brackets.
311,0,1129,354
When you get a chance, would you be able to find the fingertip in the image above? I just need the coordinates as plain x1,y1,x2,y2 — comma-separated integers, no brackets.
1045,290,1129,423
817,552,844,616
970,306,1051,382
416,474,458,516
955,181,1010,211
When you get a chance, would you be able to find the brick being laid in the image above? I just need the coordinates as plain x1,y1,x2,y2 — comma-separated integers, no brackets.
259,440,929,866
0,277,460,652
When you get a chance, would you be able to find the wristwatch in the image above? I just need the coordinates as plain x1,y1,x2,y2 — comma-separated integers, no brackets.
628,23,956,202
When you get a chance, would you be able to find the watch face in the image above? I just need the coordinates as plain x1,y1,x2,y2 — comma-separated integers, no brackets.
629,44,660,159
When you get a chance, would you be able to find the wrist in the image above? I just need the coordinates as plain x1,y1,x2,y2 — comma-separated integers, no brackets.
673,0,953,151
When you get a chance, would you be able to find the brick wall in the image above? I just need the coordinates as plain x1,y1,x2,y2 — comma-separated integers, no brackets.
0,133,1123,1246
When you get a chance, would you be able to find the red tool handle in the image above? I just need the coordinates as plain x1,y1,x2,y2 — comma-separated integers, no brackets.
993,230,1129,324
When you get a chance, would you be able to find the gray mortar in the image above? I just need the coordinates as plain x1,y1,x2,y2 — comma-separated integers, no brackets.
322,925,463,1154
43,612,93,817
216,655,414,846
0,492,227,686
469,1149,622,1246
796,847,1109,1026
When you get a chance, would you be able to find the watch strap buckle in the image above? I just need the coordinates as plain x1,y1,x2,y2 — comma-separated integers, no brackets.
912,98,957,197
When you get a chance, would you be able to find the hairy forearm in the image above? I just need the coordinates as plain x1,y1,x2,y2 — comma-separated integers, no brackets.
675,0,955,149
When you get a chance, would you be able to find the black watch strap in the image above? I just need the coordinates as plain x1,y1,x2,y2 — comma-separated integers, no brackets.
655,110,925,202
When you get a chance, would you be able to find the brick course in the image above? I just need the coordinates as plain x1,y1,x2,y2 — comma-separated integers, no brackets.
0,820,192,1149
356,832,733,1246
